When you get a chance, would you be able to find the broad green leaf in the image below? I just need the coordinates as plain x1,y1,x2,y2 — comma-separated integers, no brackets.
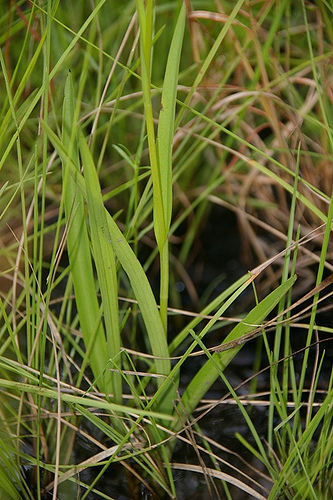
44,122,175,414
78,130,122,404
62,72,112,395
175,275,297,429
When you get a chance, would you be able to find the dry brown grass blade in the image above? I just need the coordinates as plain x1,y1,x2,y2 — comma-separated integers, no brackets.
43,443,136,491
167,416,272,497
170,462,267,500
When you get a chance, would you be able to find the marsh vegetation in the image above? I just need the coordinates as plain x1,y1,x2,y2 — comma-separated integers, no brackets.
1,1,333,498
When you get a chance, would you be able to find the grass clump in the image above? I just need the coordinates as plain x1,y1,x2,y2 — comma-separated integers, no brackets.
1,1,333,499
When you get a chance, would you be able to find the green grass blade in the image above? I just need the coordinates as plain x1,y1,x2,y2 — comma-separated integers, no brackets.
136,0,165,248
156,3,185,330
176,275,297,428
62,72,112,396
0,0,107,173
0,469,22,500
157,2,185,234
78,130,122,404
0,378,175,422
43,123,174,413
136,2,185,333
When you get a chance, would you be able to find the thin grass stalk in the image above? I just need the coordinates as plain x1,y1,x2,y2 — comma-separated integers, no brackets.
268,385,333,499
33,3,55,495
287,227,301,439
40,7,75,492
0,0,107,173
176,0,246,128
267,145,301,446
294,0,333,421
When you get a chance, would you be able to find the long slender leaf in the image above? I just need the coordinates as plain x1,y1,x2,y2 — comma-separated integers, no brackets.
43,122,175,414
157,2,185,234
0,378,175,421
175,275,297,429
62,72,111,395
78,131,122,404
156,3,186,330
136,0,165,247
